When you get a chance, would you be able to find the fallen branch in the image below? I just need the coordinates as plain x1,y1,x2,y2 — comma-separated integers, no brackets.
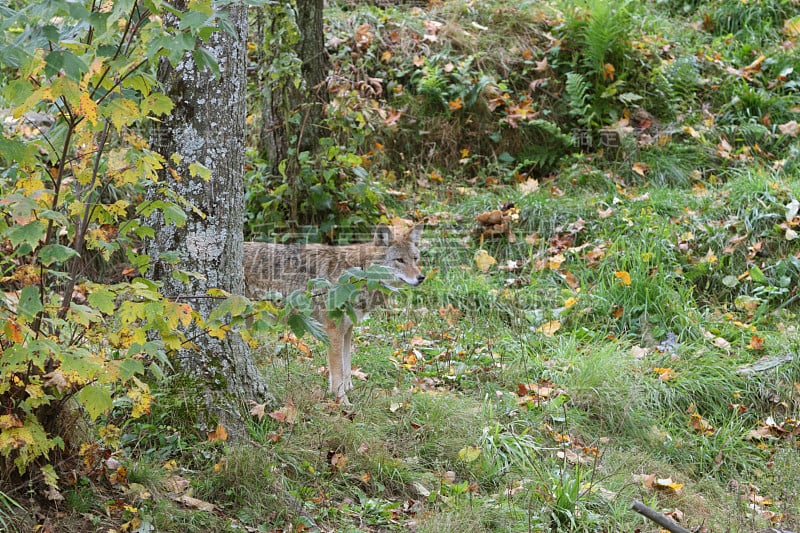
631,500,691,533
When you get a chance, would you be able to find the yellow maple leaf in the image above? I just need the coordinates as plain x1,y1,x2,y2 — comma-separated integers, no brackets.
79,92,98,125
631,162,649,176
653,367,676,381
128,378,152,418
537,320,561,337
614,271,632,286
548,253,566,270
474,250,497,272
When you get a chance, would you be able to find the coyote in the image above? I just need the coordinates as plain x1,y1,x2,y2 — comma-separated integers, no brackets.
243,224,425,404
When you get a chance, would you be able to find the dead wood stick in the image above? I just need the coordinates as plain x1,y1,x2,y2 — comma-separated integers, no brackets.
631,500,692,533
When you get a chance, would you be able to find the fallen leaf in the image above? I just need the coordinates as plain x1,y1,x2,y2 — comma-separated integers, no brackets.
458,446,482,462
597,206,614,218
519,178,539,195
614,270,632,286
778,120,798,137
562,270,580,289
475,250,497,272
329,452,348,473
742,54,766,74
269,399,298,425
557,448,591,465
689,413,714,435
785,16,800,37
631,162,649,176
537,320,561,337
654,478,684,493
413,481,431,496
683,125,701,138
207,424,228,442
448,97,463,111
747,335,765,351
248,400,267,420
633,473,656,488
548,253,566,270
175,494,215,512
476,209,504,225
44,485,64,502
630,345,648,359
653,367,676,381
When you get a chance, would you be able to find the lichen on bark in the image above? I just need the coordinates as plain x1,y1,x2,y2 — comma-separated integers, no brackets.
145,2,271,437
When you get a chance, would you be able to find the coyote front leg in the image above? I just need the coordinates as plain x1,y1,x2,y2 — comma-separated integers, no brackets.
342,321,354,393
325,320,350,404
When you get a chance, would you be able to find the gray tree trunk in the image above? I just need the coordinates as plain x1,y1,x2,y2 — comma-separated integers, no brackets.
146,2,270,435
257,0,328,226
294,0,328,155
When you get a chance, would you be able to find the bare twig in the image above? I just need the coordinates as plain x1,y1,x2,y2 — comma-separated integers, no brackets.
631,500,692,533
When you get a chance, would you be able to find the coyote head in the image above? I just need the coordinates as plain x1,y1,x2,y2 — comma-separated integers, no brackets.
374,224,425,286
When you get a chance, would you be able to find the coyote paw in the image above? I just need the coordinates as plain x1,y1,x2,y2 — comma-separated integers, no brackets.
337,393,352,406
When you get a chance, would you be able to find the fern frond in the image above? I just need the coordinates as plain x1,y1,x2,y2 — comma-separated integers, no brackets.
580,0,631,78
565,72,595,128
516,120,575,171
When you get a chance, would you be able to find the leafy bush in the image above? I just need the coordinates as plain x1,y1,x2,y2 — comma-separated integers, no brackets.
0,0,230,490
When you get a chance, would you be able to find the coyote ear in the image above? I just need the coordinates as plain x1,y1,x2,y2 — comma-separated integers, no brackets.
374,224,393,247
407,224,423,245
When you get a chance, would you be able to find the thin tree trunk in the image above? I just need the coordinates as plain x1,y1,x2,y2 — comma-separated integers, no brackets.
147,2,270,436
257,0,328,227
295,0,328,155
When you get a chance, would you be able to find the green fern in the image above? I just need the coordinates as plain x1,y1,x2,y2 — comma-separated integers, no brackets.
415,65,449,112
565,72,596,128
649,56,702,118
579,0,632,79
516,119,575,171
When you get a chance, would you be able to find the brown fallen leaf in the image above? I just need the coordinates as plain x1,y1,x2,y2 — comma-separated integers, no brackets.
269,399,298,425
248,400,267,420
329,451,348,473
175,494,215,512
207,423,228,442
689,413,715,435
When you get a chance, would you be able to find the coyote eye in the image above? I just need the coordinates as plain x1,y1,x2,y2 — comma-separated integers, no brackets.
396,258,405,264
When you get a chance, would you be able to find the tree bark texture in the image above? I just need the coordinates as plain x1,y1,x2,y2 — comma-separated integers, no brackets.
147,2,270,434
294,0,328,154
258,0,328,178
